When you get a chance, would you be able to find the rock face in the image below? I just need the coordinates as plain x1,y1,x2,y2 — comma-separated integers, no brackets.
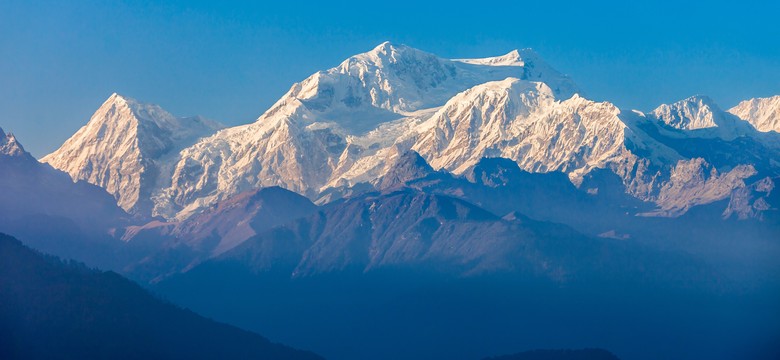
0,128,28,158
642,158,758,217
729,95,780,132
722,176,777,220
42,93,223,216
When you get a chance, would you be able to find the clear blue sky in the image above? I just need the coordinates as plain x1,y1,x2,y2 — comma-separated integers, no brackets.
2,0,779,157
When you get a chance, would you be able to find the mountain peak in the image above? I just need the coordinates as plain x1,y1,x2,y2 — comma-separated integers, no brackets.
159,45,573,218
353,41,433,65
97,93,178,128
106,91,129,103
468,157,524,187
41,94,223,216
670,95,720,110
454,48,544,68
651,95,726,130
370,40,402,53
368,41,429,56
102,92,143,113
73,93,223,141
0,128,28,157
728,95,780,132
376,151,435,190
454,48,540,67
682,95,718,107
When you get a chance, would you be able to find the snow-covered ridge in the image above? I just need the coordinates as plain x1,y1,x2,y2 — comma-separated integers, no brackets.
412,78,626,177
729,95,780,132
652,95,724,130
454,49,527,67
649,95,760,140
277,41,578,122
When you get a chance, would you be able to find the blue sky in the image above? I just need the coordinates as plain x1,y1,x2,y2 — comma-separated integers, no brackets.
1,0,779,157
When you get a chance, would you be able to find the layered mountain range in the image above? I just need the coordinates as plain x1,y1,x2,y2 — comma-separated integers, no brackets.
2,42,779,360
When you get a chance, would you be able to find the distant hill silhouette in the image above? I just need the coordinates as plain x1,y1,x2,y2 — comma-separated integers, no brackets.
484,348,620,360
0,233,323,360
0,127,131,269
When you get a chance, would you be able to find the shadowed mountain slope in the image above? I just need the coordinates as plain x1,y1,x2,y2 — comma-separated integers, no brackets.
0,233,323,360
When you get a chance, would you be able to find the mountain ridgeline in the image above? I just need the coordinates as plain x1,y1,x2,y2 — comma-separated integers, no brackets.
0,128,131,267
40,42,780,222
1,42,779,360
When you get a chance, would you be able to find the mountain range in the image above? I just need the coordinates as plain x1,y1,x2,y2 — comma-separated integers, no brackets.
23,42,777,274
1,42,779,360
39,42,780,223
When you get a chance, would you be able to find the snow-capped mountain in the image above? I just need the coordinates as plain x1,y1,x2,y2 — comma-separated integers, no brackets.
42,93,223,216
45,42,779,221
156,43,777,218
374,151,436,190
412,79,641,180
649,95,757,139
729,95,780,133
154,42,579,218
652,95,728,130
